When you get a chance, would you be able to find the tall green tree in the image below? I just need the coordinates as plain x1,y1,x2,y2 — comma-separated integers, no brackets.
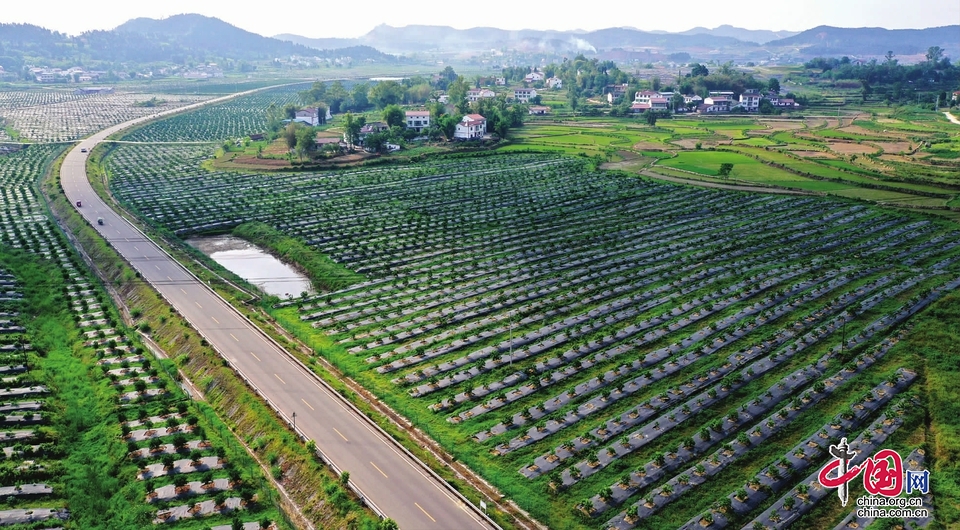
351,83,370,110
383,105,405,128
295,126,316,162
690,63,709,77
299,81,327,105
326,81,348,113
369,80,404,109
447,76,471,114
568,85,580,115
343,114,366,147
671,93,686,112
283,122,300,154
767,78,780,94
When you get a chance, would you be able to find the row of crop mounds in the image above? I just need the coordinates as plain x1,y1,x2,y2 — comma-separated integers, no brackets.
119,84,306,143
0,272,63,527
0,143,281,529
102,145,960,529
0,88,211,143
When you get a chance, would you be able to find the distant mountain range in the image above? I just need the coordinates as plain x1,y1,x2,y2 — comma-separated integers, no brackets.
0,14,397,69
766,25,960,56
0,14,956,71
276,23,959,61
676,25,800,44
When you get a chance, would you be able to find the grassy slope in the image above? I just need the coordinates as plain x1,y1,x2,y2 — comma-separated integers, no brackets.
909,292,960,525
0,248,151,528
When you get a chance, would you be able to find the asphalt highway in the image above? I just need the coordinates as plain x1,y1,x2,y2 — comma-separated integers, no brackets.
59,103,495,530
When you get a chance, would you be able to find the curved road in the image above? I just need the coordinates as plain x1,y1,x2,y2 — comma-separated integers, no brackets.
60,98,495,530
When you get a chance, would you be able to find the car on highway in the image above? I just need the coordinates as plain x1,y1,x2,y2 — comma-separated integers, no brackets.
97,217,103,225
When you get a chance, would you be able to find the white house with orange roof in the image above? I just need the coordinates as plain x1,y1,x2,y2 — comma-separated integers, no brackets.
405,110,431,132
454,114,487,139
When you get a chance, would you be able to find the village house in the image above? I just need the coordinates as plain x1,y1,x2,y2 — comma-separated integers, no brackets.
345,121,389,146
454,114,487,139
524,71,545,83
630,90,659,112
605,83,630,103
514,88,538,103
467,88,496,102
739,89,762,111
766,92,798,108
495,77,506,86
294,108,321,126
546,76,563,89
405,110,431,132
649,96,670,112
684,94,704,106
953,90,960,101
528,105,551,115
314,136,341,149
697,96,733,113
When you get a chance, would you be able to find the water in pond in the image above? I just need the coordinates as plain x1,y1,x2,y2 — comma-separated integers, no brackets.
185,235,313,298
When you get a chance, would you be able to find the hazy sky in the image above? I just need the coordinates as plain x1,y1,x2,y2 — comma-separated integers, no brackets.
5,0,957,38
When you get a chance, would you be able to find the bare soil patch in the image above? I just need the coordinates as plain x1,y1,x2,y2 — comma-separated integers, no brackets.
757,120,805,131
827,142,879,155
788,150,836,159
670,138,729,149
874,141,913,154
632,141,673,151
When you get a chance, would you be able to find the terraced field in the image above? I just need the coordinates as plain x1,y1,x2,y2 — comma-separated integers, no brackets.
102,144,960,529
519,111,960,215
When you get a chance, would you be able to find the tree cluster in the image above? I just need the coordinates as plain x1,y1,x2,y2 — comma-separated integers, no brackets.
803,50,957,90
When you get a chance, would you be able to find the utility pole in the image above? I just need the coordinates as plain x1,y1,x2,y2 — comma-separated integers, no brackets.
292,411,297,433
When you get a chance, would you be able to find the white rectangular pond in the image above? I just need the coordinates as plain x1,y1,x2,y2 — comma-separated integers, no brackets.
185,235,313,299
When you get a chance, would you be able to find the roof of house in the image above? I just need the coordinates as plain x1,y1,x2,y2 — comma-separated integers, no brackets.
528,105,551,112
650,98,669,103
630,102,651,109
405,110,431,117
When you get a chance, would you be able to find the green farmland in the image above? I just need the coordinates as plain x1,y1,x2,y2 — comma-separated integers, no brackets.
100,138,960,529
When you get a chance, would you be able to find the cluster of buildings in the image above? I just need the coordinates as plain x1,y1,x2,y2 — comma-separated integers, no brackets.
463,87,540,104
521,71,563,88
627,88,798,114
335,110,488,147
29,66,106,83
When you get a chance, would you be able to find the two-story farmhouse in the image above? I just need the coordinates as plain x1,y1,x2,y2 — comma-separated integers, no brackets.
454,114,487,139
